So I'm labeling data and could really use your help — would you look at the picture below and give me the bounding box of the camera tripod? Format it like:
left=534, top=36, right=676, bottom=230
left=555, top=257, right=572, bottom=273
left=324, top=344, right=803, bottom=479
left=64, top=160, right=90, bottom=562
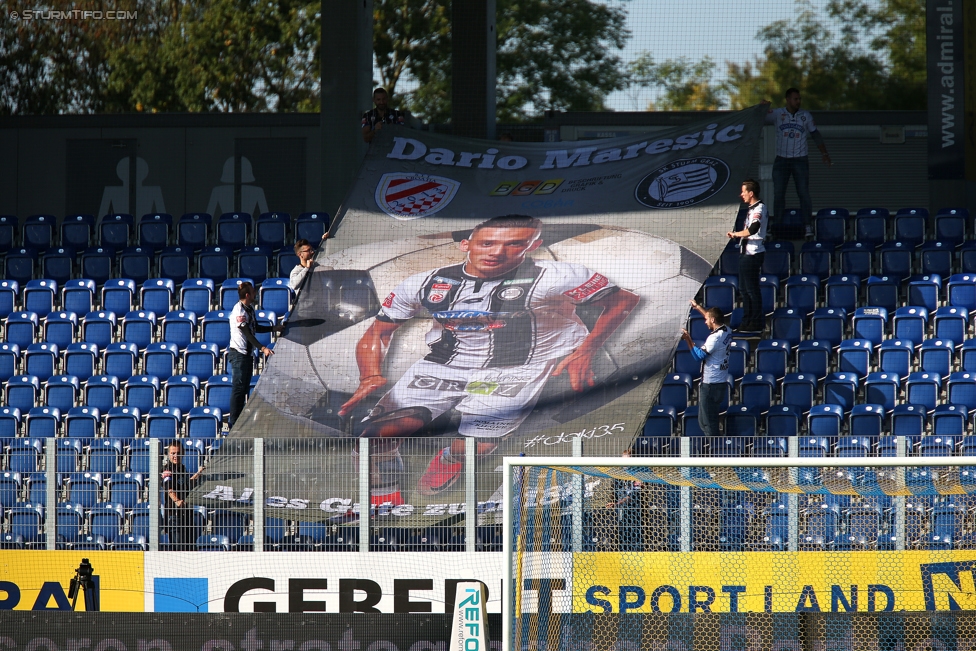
left=68, top=558, right=99, bottom=611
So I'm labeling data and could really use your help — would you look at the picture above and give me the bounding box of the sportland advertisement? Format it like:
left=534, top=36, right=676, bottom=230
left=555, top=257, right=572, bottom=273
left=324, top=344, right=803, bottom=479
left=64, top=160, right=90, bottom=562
left=189, top=105, right=767, bottom=523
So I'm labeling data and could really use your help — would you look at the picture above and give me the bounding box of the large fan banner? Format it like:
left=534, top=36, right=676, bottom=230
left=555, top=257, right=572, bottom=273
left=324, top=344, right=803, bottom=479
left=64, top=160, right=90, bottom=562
left=191, top=105, right=767, bottom=523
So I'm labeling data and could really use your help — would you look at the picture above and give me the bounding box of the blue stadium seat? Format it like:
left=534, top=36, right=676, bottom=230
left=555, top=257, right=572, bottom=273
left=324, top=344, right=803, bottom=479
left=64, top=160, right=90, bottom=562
left=947, top=371, right=976, bottom=413
left=119, top=247, right=152, bottom=285
left=295, top=212, right=329, bottom=246
left=99, top=214, right=134, bottom=249
left=865, top=276, right=899, bottom=314
left=811, top=307, right=847, bottom=348
left=739, top=373, right=775, bottom=415
left=180, top=278, right=215, bottom=315
left=807, top=404, right=843, bottom=438
left=187, top=406, right=222, bottom=441
left=177, top=213, right=212, bottom=251
left=141, top=278, right=175, bottom=316
left=0, top=469, right=23, bottom=507
left=795, top=340, right=831, bottom=380
left=769, top=307, right=803, bottom=348
left=144, top=342, right=179, bottom=381
left=197, top=534, right=231, bottom=552
left=799, top=500, right=841, bottom=550
left=853, top=208, right=889, bottom=246
left=259, top=278, right=292, bottom=316
left=919, top=241, right=953, bottom=279
left=814, top=208, right=848, bottom=245
left=65, top=471, right=103, bottom=510
left=879, top=241, right=912, bottom=282
left=122, top=310, right=157, bottom=351
left=4, top=248, right=38, bottom=285
left=105, top=406, right=141, bottom=440
left=164, top=375, right=200, bottom=413
left=84, top=375, right=120, bottom=413
left=103, top=342, right=138, bottom=381
left=24, top=342, right=59, bottom=381
left=727, top=339, right=749, bottom=381
left=0, top=215, right=17, bottom=254
left=949, top=273, right=976, bottom=312
left=893, top=207, right=928, bottom=247
left=205, top=375, right=232, bottom=413
left=147, top=406, right=183, bottom=440
left=138, top=213, right=172, bottom=251
left=719, top=241, right=739, bottom=276
left=45, top=374, right=79, bottom=413
left=837, top=243, right=873, bottom=279
left=864, top=372, right=900, bottom=413
left=785, top=274, right=819, bottom=316
left=0, top=343, right=19, bottom=382
left=962, top=241, right=976, bottom=274
left=199, top=246, right=233, bottom=283
left=891, top=404, right=926, bottom=437
left=935, top=207, right=969, bottom=246
left=237, top=246, right=274, bottom=285
left=686, top=311, right=710, bottom=342
left=932, top=404, right=967, bottom=436
left=25, top=406, right=60, bottom=439
left=102, top=278, right=137, bottom=316
left=907, top=274, right=941, bottom=312
left=43, top=311, right=78, bottom=350
left=62, top=279, right=96, bottom=316
left=89, top=503, right=125, bottom=543
left=64, top=342, right=98, bottom=381
left=124, top=375, right=160, bottom=413
left=848, top=404, right=884, bottom=438
left=22, top=214, right=55, bottom=251
left=9, top=503, right=44, bottom=543
left=642, top=405, right=677, bottom=438
left=109, top=472, right=144, bottom=510
left=277, top=248, right=301, bottom=279
left=57, top=503, right=85, bottom=543
left=65, top=406, right=100, bottom=440
left=659, top=373, right=693, bottom=414
left=927, top=503, right=962, bottom=550
left=962, top=339, right=976, bottom=371
left=201, top=310, right=231, bottom=348
left=703, top=275, right=737, bottom=315
left=5, top=311, right=38, bottom=349
left=255, top=212, right=290, bottom=249
left=221, top=277, right=253, bottom=310
left=0, top=279, right=18, bottom=319
left=919, top=338, right=955, bottom=379
left=933, top=306, right=968, bottom=346
left=61, top=214, right=95, bottom=251
left=80, top=246, right=115, bottom=286
left=127, top=440, right=151, bottom=474
left=877, top=339, right=913, bottom=380
left=183, top=342, right=220, bottom=381
left=161, top=310, right=197, bottom=350
left=754, top=339, right=790, bottom=380
left=41, top=248, right=75, bottom=286
left=824, top=275, right=860, bottom=313
left=6, top=374, right=40, bottom=413
left=800, top=242, right=833, bottom=278
left=758, top=275, right=779, bottom=316
left=836, top=339, right=872, bottom=379
left=891, top=306, right=929, bottom=348
left=781, top=372, right=817, bottom=415
left=823, top=372, right=858, bottom=413
left=762, top=240, right=793, bottom=280
left=216, top=212, right=251, bottom=250
left=254, top=310, right=277, bottom=348
left=157, top=246, right=192, bottom=285
left=89, top=438, right=123, bottom=474
left=681, top=406, right=703, bottom=438
left=904, top=371, right=942, bottom=413
left=23, top=279, right=56, bottom=317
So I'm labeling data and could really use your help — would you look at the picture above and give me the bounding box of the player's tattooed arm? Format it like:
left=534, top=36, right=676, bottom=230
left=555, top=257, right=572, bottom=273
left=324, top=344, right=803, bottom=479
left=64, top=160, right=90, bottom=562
left=338, top=318, right=402, bottom=416
left=553, top=289, right=640, bottom=392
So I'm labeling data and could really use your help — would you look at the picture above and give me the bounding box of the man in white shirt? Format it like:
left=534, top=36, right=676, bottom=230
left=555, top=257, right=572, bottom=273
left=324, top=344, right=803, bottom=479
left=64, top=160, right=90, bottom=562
left=764, top=88, right=831, bottom=238
left=228, top=281, right=284, bottom=428
left=727, top=179, right=768, bottom=335
left=289, top=238, right=316, bottom=291
left=680, top=300, right=732, bottom=437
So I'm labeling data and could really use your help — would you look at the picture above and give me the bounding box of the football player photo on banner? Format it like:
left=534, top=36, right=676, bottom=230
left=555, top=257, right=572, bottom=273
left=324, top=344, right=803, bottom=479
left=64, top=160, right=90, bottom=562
left=190, top=105, right=767, bottom=524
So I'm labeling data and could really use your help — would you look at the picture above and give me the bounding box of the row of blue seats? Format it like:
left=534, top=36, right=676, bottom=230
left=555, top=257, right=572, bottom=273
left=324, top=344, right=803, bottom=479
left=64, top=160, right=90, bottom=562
left=2, top=244, right=304, bottom=287
left=3, top=371, right=242, bottom=415
left=721, top=238, right=976, bottom=281
left=702, top=272, right=976, bottom=318
left=0, top=211, right=330, bottom=254
left=0, top=405, right=224, bottom=443
left=0, top=277, right=293, bottom=320
left=806, top=207, right=969, bottom=248
left=645, top=400, right=974, bottom=440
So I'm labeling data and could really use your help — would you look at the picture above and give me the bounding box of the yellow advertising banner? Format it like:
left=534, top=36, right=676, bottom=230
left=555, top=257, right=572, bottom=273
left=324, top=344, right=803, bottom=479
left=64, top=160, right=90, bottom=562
left=522, top=551, right=976, bottom=613
left=0, top=552, right=143, bottom=611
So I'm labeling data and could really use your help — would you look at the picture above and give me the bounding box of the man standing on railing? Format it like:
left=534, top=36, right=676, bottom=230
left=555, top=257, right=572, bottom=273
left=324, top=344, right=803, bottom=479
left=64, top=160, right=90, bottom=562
left=337, top=215, right=639, bottom=506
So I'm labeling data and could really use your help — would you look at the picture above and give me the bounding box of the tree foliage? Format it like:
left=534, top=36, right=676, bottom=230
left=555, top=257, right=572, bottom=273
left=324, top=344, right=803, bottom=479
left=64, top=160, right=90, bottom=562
left=628, top=55, right=722, bottom=111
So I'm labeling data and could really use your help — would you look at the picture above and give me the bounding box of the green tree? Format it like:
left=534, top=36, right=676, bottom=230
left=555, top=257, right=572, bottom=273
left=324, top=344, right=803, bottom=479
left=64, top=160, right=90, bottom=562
left=628, top=54, right=722, bottom=110
left=373, top=0, right=630, bottom=124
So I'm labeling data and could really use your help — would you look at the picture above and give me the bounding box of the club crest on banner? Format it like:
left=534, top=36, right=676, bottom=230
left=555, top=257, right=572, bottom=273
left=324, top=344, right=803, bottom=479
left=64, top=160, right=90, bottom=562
left=375, top=172, right=460, bottom=220
left=635, top=157, right=730, bottom=209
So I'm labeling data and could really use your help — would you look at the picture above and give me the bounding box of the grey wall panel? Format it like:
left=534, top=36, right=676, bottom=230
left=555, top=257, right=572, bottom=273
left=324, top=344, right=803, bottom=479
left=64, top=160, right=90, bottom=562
left=0, top=130, right=18, bottom=215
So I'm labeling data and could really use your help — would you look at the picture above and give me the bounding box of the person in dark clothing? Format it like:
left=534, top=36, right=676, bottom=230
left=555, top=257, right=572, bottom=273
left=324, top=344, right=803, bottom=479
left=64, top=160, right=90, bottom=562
left=727, top=179, right=768, bottom=335
left=362, top=87, right=405, bottom=144
left=162, top=441, right=203, bottom=550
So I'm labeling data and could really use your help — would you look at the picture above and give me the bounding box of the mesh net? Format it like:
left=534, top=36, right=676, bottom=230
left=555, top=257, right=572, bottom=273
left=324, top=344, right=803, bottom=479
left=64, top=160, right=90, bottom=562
left=508, top=459, right=976, bottom=651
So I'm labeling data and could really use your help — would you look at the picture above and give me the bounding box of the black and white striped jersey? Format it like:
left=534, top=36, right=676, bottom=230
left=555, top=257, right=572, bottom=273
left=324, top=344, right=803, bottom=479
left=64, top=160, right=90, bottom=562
left=378, top=260, right=619, bottom=369
left=766, top=107, right=818, bottom=158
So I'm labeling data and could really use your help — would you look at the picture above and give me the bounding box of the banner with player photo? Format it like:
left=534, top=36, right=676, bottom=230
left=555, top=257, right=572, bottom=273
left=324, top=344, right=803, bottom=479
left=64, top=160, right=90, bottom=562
left=191, top=105, right=768, bottom=523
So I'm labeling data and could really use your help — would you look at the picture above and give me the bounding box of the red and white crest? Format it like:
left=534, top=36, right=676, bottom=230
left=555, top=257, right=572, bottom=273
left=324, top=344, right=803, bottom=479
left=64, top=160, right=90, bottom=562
left=374, top=173, right=460, bottom=220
